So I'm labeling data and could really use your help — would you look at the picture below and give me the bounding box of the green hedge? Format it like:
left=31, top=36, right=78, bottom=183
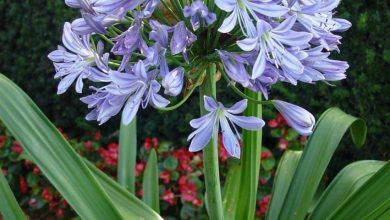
left=0, top=1, right=388, bottom=165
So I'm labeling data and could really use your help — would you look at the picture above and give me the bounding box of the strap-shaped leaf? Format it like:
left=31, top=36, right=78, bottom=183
left=267, top=150, right=302, bottom=220
left=0, top=167, right=26, bottom=220
left=118, top=119, right=137, bottom=193
left=329, top=161, right=390, bottom=219
left=84, top=161, right=163, bottom=219
left=278, top=108, right=367, bottom=220
left=222, top=164, right=241, bottom=219
left=143, top=149, right=160, bottom=213
left=309, top=160, right=385, bottom=220
left=0, top=74, right=122, bottom=219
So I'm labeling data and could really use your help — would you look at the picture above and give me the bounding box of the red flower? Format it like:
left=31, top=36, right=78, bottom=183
left=218, top=134, right=230, bottom=162
left=160, top=170, right=171, bottom=184
left=56, top=208, right=64, bottom=218
left=2, top=169, right=7, bottom=176
left=135, top=162, right=146, bottom=177
left=277, top=113, right=288, bottom=126
left=192, top=198, right=203, bottom=207
left=41, top=188, right=53, bottom=202
left=143, top=137, right=160, bottom=150
left=257, top=195, right=271, bottom=217
left=259, top=177, right=268, bottom=185
left=179, top=176, right=188, bottom=185
left=33, top=166, right=40, bottom=176
left=94, top=131, right=101, bottom=141
left=261, top=151, right=273, bottom=159
left=98, top=143, right=118, bottom=166
left=278, top=139, right=289, bottom=151
left=162, top=189, right=176, bottom=206
left=84, top=141, right=93, bottom=151
left=0, top=135, right=5, bottom=148
left=19, top=176, right=28, bottom=194
left=179, top=183, right=197, bottom=202
left=136, top=189, right=144, bottom=197
left=268, top=119, right=279, bottom=128
left=12, top=141, right=23, bottom=154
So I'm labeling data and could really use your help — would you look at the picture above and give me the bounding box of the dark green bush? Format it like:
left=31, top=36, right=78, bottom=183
left=0, top=0, right=388, bottom=167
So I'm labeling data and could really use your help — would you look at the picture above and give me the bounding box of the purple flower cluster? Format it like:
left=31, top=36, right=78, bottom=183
left=48, top=0, right=351, bottom=158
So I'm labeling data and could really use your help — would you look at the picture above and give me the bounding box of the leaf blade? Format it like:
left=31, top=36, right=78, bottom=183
left=0, top=74, right=123, bottom=219
left=143, top=149, right=160, bottom=213
left=278, top=108, right=367, bottom=220
left=0, top=167, right=26, bottom=220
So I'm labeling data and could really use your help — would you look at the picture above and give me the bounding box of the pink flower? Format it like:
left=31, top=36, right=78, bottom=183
left=268, top=119, right=279, bottom=128
left=84, top=140, right=93, bottom=151
left=160, top=170, right=171, bottom=184
left=33, top=166, right=40, bottom=176
left=12, top=141, right=23, bottom=154
left=162, top=189, right=176, bottom=206
left=192, top=198, right=203, bottom=207
left=278, top=139, right=289, bottom=151
left=179, top=183, right=197, bottom=202
left=41, top=188, right=53, bottom=202
left=56, top=208, right=64, bottom=218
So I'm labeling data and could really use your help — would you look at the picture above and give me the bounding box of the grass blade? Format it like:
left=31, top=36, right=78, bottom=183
left=143, top=149, right=160, bottom=213
left=0, top=74, right=123, bottom=219
left=309, top=160, right=385, bottom=220
left=0, top=167, right=26, bottom=220
left=278, top=108, right=367, bottom=220
left=267, top=150, right=302, bottom=220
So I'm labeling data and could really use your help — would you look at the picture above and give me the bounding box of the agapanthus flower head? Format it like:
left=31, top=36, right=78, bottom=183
left=272, top=100, right=315, bottom=136
left=188, top=96, right=265, bottom=158
left=50, top=0, right=350, bottom=157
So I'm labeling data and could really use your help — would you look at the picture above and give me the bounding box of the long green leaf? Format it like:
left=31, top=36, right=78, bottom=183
left=309, top=160, right=384, bottom=220
left=0, top=167, right=26, bottom=220
left=329, top=161, right=390, bottom=219
left=222, top=164, right=241, bottom=219
left=118, top=118, right=137, bottom=193
left=278, top=108, right=367, bottom=220
left=143, top=149, right=160, bottom=213
left=267, top=150, right=303, bottom=220
left=364, top=199, right=390, bottom=220
left=0, top=74, right=122, bottom=219
left=235, top=89, right=263, bottom=220
left=84, top=161, right=163, bottom=219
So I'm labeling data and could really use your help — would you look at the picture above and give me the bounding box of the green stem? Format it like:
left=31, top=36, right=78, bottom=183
left=199, top=64, right=224, bottom=220
left=235, top=89, right=263, bottom=220
left=117, top=118, right=137, bottom=193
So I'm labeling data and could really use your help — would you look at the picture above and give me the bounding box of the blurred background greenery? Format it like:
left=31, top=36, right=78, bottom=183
left=0, top=0, right=389, bottom=176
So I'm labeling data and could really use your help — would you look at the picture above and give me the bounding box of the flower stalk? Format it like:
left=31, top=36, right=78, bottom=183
left=118, top=118, right=137, bottom=193
left=199, top=64, right=224, bottom=220
left=236, top=89, right=263, bottom=219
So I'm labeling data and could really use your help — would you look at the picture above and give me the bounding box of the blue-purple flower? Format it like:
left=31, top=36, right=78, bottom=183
left=82, top=60, right=169, bottom=125
left=188, top=96, right=265, bottom=158
left=162, top=67, right=185, bottom=96
left=272, top=100, right=315, bottom=136
left=216, top=0, right=288, bottom=36
left=237, top=16, right=313, bottom=79
left=48, top=22, right=101, bottom=94
left=170, top=22, right=197, bottom=62
left=183, top=0, right=216, bottom=30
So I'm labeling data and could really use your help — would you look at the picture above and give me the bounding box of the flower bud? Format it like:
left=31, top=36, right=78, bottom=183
left=273, top=100, right=315, bottom=136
